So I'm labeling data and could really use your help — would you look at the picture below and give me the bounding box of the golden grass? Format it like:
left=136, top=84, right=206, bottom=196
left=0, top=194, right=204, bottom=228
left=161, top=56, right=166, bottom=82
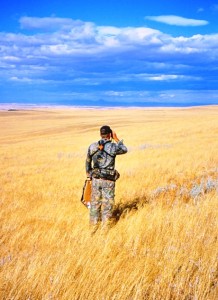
left=0, top=106, right=218, bottom=299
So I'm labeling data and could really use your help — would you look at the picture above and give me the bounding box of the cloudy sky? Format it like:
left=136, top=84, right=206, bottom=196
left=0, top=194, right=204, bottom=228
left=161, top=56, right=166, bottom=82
left=1, top=0, right=218, bottom=106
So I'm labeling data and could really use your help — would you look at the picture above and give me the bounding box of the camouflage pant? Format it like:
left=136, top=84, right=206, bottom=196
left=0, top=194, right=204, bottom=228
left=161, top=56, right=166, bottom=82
left=90, top=178, right=115, bottom=225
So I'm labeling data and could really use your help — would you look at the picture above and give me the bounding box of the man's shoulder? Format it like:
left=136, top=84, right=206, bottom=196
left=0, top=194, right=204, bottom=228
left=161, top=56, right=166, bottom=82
left=88, top=141, right=99, bottom=153
left=89, top=140, right=99, bottom=147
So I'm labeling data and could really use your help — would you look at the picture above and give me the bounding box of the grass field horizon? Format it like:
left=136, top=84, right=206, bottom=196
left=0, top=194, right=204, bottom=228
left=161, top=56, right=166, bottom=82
left=0, top=106, right=217, bottom=299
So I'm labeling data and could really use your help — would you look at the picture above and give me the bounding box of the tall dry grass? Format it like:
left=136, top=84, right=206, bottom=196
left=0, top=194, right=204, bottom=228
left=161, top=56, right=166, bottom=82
left=0, top=106, right=218, bottom=299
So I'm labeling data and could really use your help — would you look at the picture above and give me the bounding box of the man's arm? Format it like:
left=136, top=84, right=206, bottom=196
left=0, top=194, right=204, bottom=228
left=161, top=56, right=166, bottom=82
left=112, top=131, right=128, bottom=155
left=85, top=147, right=92, bottom=177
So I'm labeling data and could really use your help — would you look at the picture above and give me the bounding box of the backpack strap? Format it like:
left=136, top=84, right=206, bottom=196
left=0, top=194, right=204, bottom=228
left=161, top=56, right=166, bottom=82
left=90, top=140, right=115, bottom=158
left=98, top=140, right=115, bottom=158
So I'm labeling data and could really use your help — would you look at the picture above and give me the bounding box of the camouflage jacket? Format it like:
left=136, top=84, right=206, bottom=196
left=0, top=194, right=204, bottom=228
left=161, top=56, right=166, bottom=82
left=85, top=139, right=127, bottom=175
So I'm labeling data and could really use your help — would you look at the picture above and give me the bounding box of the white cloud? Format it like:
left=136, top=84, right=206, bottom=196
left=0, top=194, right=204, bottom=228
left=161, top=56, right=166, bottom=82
left=105, top=91, right=125, bottom=97
left=3, top=56, right=21, bottom=62
left=0, top=16, right=218, bottom=105
left=145, top=15, right=208, bottom=26
left=148, top=74, right=201, bottom=81
left=20, top=16, right=79, bottom=30
left=197, top=8, right=204, bottom=13
left=149, top=75, right=181, bottom=81
left=10, top=76, right=33, bottom=82
left=97, top=26, right=122, bottom=36
left=0, top=16, right=217, bottom=66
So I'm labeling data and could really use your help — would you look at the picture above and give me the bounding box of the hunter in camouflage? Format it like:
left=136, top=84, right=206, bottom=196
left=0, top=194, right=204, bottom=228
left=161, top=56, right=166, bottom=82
left=86, top=125, right=127, bottom=228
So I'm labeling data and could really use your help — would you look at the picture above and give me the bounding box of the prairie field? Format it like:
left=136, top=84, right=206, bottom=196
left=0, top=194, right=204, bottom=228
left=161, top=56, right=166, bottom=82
left=0, top=106, right=218, bottom=300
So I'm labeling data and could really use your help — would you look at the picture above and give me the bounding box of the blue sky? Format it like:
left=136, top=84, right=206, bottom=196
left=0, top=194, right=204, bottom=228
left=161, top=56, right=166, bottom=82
left=1, top=0, right=218, bottom=106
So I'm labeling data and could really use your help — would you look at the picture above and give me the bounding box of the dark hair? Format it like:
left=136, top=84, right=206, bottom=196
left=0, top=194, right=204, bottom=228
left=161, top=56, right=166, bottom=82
left=100, top=125, right=112, bottom=135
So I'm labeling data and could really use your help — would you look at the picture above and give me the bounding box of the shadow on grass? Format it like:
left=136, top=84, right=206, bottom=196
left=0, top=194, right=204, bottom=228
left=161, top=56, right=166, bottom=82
left=111, top=197, right=149, bottom=224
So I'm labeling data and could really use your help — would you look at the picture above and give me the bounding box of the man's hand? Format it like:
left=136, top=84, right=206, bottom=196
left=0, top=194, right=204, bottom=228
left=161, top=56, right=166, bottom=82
left=112, top=131, right=120, bottom=143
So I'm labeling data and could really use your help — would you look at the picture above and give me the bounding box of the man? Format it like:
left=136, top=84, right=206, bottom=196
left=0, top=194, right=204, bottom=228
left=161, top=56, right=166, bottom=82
left=85, top=125, right=127, bottom=229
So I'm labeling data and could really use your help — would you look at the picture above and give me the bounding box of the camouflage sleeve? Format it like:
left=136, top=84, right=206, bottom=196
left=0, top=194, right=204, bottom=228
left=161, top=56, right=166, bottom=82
left=85, top=147, right=92, bottom=174
left=116, top=140, right=128, bottom=155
